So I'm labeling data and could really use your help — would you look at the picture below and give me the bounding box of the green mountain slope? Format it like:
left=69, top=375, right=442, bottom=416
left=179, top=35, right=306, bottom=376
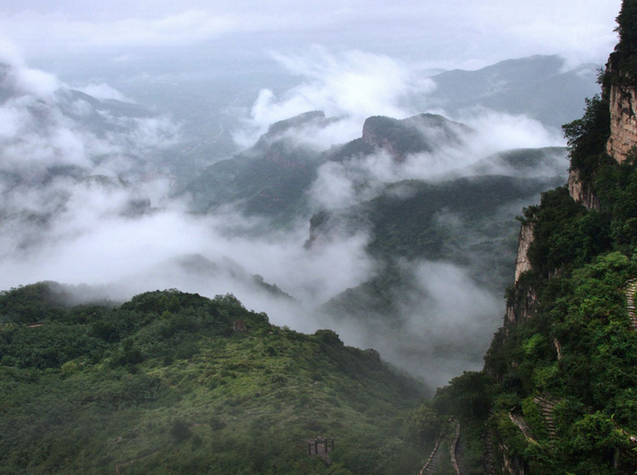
left=0, top=284, right=424, bottom=475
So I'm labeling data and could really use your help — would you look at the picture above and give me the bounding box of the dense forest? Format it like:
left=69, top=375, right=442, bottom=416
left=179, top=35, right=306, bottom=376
left=0, top=284, right=428, bottom=474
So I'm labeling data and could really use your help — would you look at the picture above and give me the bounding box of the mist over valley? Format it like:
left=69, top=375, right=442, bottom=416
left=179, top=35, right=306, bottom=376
left=0, top=2, right=627, bottom=474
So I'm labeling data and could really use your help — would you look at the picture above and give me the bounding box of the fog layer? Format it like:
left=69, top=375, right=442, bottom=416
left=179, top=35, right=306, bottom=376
left=0, top=44, right=575, bottom=387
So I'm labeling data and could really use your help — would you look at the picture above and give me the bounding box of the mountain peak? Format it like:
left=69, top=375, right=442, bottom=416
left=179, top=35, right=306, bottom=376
left=361, top=113, right=468, bottom=161
left=266, top=110, right=327, bottom=136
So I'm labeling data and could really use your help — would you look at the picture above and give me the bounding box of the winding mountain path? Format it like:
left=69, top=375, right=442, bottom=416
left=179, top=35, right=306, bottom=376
left=449, top=419, right=462, bottom=475
left=419, top=435, right=444, bottom=475
left=418, top=418, right=462, bottom=475
left=533, top=394, right=560, bottom=441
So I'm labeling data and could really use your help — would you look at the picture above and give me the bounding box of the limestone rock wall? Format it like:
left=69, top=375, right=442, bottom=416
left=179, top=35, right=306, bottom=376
left=567, top=169, right=600, bottom=209
left=504, top=222, right=540, bottom=325
left=514, top=223, right=535, bottom=284
left=505, top=286, right=539, bottom=325
left=606, top=81, right=637, bottom=162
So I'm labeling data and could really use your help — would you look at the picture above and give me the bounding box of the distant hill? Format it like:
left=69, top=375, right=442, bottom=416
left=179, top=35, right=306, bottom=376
left=428, top=55, right=600, bottom=128
left=311, top=149, right=566, bottom=384
left=182, top=112, right=468, bottom=219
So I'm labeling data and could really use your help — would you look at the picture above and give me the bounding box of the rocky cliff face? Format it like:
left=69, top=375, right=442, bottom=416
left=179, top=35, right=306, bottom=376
left=360, top=114, right=468, bottom=162
left=513, top=222, right=535, bottom=284
left=606, top=54, right=637, bottom=162
left=504, top=222, right=539, bottom=325
left=567, top=51, right=637, bottom=209
left=606, top=83, right=637, bottom=162
left=505, top=286, right=539, bottom=325
left=567, top=168, right=600, bottom=209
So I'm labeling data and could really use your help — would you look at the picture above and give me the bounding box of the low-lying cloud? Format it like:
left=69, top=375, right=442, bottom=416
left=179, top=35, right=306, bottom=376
left=234, top=47, right=433, bottom=148
left=0, top=44, right=572, bottom=389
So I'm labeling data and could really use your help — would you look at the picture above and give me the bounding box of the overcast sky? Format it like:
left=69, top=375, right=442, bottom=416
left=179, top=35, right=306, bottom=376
left=0, top=0, right=622, bottom=73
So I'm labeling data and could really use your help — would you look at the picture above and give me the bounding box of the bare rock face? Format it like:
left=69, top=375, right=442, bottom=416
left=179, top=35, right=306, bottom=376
left=606, top=81, right=637, bottom=162
left=514, top=223, right=535, bottom=284
left=505, top=286, right=539, bottom=325
left=606, top=52, right=637, bottom=162
left=504, top=222, right=540, bottom=325
left=567, top=169, right=600, bottom=209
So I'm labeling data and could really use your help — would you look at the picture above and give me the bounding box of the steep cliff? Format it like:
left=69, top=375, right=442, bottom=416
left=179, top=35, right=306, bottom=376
left=513, top=223, right=535, bottom=284
left=567, top=168, right=600, bottom=209
left=504, top=221, right=539, bottom=325
left=360, top=113, right=469, bottom=162
left=606, top=54, right=637, bottom=162
left=428, top=3, right=637, bottom=474
left=568, top=0, right=637, bottom=207
left=607, top=0, right=637, bottom=162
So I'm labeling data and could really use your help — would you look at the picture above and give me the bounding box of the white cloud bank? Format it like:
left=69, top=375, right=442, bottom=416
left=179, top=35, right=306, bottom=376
left=234, top=47, right=434, bottom=148
left=0, top=0, right=621, bottom=70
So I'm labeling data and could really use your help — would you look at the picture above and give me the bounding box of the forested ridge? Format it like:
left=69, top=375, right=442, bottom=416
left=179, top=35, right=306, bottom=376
left=0, top=285, right=425, bottom=474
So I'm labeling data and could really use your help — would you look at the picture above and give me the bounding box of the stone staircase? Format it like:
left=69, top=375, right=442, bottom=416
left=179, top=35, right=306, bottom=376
left=482, top=427, right=497, bottom=475
left=419, top=436, right=444, bottom=475
left=533, top=393, right=560, bottom=441
left=449, top=419, right=462, bottom=475
left=419, top=418, right=462, bottom=475
left=625, top=279, right=637, bottom=330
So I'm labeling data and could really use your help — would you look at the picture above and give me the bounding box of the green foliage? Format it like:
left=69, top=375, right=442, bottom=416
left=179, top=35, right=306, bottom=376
left=614, top=0, right=637, bottom=84
left=0, top=323, right=107, bottom=369
left=478, top=252, right=637, bottom=472
left=433, top=371, right=493, bottom=420
left=408, top=402, right=442, bottom=445
left=526, top=187, right=612, bottom=274
left=170, top=419, right=192, bottom=442
left=562, top=95, right=611, bottom=182
left=596, top=154, right=637, bottom=253
left=0, top=285, right=424, bottom=475
left=0, top=282, right=68, bottom=324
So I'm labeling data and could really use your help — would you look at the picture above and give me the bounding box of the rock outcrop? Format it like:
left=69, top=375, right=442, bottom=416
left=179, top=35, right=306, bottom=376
left=513, top=223, right=535, bottom=284
left=606, top=53, right=637, bottom=162
left=505, top=221, right=540, bottom=325
left=505, top=286, right=539, bottom=325
left=361, top=113, right=469, bottom=162
left=567, top=168, right=600, bottom=209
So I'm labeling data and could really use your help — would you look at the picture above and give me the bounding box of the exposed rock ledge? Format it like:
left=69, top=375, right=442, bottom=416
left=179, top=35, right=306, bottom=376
left=567, top=169, right=600, bottom=210
left=514, top=222, right=535, bottom=284
left=606, top=53, right=637, bottom=163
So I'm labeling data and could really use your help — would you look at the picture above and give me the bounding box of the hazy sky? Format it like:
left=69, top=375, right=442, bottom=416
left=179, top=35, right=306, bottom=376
left=0, top=0, right=622, bottom=72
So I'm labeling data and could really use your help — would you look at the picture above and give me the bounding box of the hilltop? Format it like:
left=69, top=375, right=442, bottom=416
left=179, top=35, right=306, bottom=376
left=0, top=283, right=424, bottom=475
